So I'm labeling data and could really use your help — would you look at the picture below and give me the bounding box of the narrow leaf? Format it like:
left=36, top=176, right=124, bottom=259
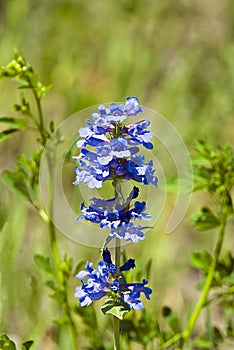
left=162, top=306, right=181, bottom=333
left=190, top=251, right=212, bottom=273
left=0, top=129, right=21, bottom=143
left=0, top=117, right=26, bottom=129
left=1, top=170, right=30, bottom=200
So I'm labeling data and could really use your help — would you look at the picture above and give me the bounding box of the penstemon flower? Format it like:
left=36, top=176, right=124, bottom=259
left=73, top=96, right=158, bottom=188
left=76, top=186, right=151, bottom=242
left=74, top=97, right=156, bottom=335
left=75, top=248, right=152, bottom=310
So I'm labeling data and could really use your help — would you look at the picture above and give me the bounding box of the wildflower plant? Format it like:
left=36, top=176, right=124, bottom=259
left=73, top=97, right=156, bottom=348
left=1, top=52, right=234, bottom=350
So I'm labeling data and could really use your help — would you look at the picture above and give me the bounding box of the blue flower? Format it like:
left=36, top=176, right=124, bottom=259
left=75, top=261, right=109, bottom=306
left=76, top=187, right=151, bottom=242
left=73, top=160, right=110, bottom=188
left=91, top=96, right=144, bottom=125
left=96, top=144, right=112, bottom=165
left=75, top=253, right=152, bottom=310
left=110, top=222, right=145, bottom=243
left=124, top=120, right=153, bottom=149
left=126, top=156, right=158, bottom=186
left=111, top=137, right=131, bottom=158
left=124, top=96, right=144, bottom=116
left=73, top=97, right=158, bottom=189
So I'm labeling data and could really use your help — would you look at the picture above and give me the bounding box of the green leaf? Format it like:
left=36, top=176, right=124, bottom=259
left=162, top=306, right=181, bottom=333
left=213, top=326, right=224, bottom=345
left=50, top=289, right=66, bottom=303
left=192, top=337, right=213, bottom=349
left=222, top=273, right=234, bottom=286
left=64, top=134, right=82, bottom=162
left=101, top=298, right=129, bottom=320
left=34, top=254, right=52, bottom=274
left=2, top=170, right=30, bottom=200
left=46, top=279, right=56, bottom=290
left=0, top=129, right=21, bottom=143
left=0, top=117, right=26, bottom=129
left=73, top=259, right=87, bottom=276
left=190, top=251, right=212, bottom=273
left=191, top=207, right=220, bottom=231
left=21, top=341, right=34, bottom=350
left=145, top=258, right=152, bottom=280
left=0, top=334, right=16, bottom=350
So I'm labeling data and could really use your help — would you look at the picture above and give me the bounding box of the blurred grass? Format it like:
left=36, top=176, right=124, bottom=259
left=0, top=0, right=234, bottom=348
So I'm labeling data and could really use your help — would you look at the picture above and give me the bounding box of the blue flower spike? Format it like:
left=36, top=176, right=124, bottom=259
left=73, top=97, right=158, bottom=189
left=74, top=97, right=155, bottom=320
left=75, top=248, right=152, bottom=312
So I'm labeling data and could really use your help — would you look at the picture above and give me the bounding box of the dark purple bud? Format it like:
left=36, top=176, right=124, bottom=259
left=102, top=248, right=112, bottom=264
left=120, top=258, right=135, bottom=271
left=143, top=142, right=153, bottom=149
left=128, top=186, right=139, bottom=200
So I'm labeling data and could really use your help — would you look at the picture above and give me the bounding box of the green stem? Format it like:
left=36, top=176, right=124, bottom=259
left=64, top=282, right=79, bottom=350
left=48, top=159, right=78, bottom=350
left=115, top=238, right=121, bottom=273
left=181, top=221, right=226, bottom=345
left=113, top=315, right=120, bottom=350
left=160, top=220, right=226, bottom=350
left=33, top=89, right=47, bottom=146
left=38, top=92, right=77, bottom=349
left=114, top=238, right=121, bottom=350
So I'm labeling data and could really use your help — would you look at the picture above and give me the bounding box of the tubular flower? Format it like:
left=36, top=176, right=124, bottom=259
left=73, top=97, right=158, bottom=188
left=74, top=249, right=152, bottom=310
left=76, top=187, right=151, bottom=242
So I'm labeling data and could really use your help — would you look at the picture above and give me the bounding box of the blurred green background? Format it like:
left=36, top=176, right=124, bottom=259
left=0, top=0, right=234, bottom=349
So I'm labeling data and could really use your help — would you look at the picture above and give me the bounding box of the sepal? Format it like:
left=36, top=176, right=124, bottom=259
left=101, top=298, right=130, bottom=320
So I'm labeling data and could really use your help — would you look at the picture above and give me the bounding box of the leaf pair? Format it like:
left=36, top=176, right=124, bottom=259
left=0, top=117, right=26, bottom=143
left=0, top=334, right=33, bottom=350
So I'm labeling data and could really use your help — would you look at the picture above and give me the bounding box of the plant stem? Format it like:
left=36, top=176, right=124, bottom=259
left=160, top=220, right=226, bottom=350
left=114, top=238, right=121, bottom=350
left=64, top=281, right=79, bottom=350
left=33, top=89, right=47, bottom=146
left=115, top=238, right=121, bottom=273
left=47, top=154, right=78, bottom=350
left=113, top=315, right=120, bottom=350
left=36, top=87, right=78, bottom=349
left=181, top=221, right=226, bottom=345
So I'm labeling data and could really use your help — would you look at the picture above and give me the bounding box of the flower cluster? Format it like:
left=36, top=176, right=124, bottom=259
left=76, top=186, right=151, bottom=242
left=74, top=97, right=155, bottom=316
left=73, top=97, right=158, bottom=188
left=75, top=249, right=152, bottom=310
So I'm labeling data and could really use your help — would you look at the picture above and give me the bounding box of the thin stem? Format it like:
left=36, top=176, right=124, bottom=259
left=114, top=238, right=121, bottom=350
left=64, top=282, right=79, bottom=350
left=33, top=89, right=47, bottom=146
left=181, top=221, right=226, bottom=345
left=36, top=89, right=78, bottom=349
left=159, top=334, right=182, bottom=349
left=115, top=238, right=121, bottom=273
left=160, top=220, right=226, bottom=350
left=113, top=315, right=120, bottom=350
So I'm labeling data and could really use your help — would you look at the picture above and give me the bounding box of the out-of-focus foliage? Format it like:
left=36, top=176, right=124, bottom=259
left=1, top=0, right=234, bottom=142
